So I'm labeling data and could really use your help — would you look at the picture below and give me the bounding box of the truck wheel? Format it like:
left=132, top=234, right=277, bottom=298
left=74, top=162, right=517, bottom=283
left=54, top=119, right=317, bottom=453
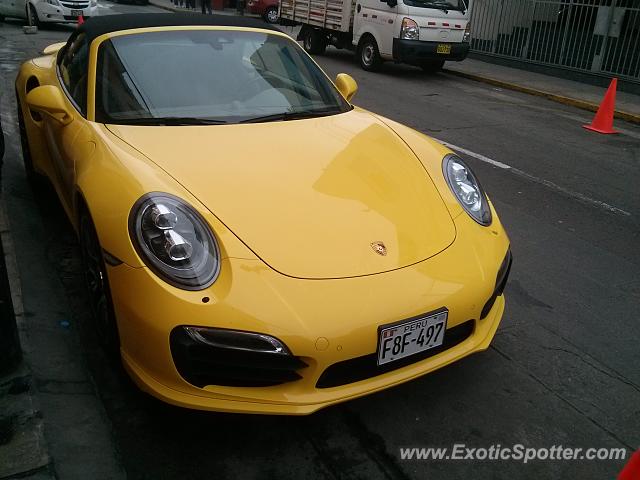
left=420, top=60, right=445, bottom=73
left=264, top=6, right=278, bottom=23
left=358, top=36, right=382, bottom=71
left=302, top=28, right=327, bottom=55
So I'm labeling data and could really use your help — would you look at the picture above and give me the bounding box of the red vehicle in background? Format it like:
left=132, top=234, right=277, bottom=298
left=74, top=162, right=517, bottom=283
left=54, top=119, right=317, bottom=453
left=246, top=0, right=278, bottom=23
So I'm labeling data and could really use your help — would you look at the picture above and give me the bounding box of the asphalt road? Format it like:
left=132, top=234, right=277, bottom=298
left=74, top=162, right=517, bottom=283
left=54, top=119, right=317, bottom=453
left=1, top=7, right=639, bottom=479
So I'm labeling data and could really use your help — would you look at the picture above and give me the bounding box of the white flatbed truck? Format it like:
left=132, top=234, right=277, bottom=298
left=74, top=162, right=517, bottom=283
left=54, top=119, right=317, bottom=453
left=280, top=0, right=472, bottom=71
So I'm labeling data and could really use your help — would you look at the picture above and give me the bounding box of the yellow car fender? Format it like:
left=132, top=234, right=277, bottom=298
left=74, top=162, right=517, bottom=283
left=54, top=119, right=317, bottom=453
left=370, top=114, right=466, bottom=220
left=74, top=123, right=259, bottom=269
left=15, top=56, right=58, bottom=180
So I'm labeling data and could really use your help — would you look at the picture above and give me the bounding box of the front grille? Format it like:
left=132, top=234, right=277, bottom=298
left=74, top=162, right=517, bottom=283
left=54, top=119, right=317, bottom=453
left=61, top=2, right=89, bottom=8
left=316, top=319, right=475, bottom=389
left=480, top=248, right=512, bottom=319
left=170, top=327, right=307, bottom=388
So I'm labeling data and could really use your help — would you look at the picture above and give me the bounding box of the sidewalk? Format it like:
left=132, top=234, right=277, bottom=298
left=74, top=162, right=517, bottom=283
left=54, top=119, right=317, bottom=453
left=0, top=201, right=52, bottom=480
left=148, top=0, right=260, bottom=18
left=443, top=58, right=640, bottom=125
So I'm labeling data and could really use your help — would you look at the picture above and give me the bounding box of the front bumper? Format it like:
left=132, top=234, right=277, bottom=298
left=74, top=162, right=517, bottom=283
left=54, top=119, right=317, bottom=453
left=393, top=39, right=470, bottom=64
left=111, top=211, right=510, bottom=415
left=35, top=3, right=98, bottom=23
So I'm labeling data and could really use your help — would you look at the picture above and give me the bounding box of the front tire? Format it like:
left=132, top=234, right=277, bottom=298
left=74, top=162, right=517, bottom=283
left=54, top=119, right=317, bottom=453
left=358, top=36, right=382, bottom=71
left=302, top=28, right=327, bottom=55
left=27, top=4, right=40, bottom=27
left=264, top=6, right=278, bottom=23
left=79, top=211, right=120, bottom=362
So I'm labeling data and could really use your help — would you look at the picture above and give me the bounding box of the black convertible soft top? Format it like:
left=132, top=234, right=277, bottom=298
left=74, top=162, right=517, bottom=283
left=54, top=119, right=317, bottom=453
left=78, top=13, right=281, bottom=44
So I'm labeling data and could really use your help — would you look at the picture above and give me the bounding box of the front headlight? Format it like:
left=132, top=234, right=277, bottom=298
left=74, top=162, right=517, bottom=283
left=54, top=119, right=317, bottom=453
left=443, top=154, right=492, bottom=226
left=463, top=24, right=471, bottom=42
left=46, top=0, right=60, bottom=5
left=129, top=193, right=220, bottom=290
left=91, top=0, right=97, bottom=5
left=400, top=18, right=420, bottom=40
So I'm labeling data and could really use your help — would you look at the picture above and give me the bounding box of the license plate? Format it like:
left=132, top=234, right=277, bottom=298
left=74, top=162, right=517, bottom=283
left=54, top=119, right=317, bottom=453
left=71, top=9, right=83, bottom=16
left=377, top=310, right=447, bottom=365
left=437, top=43, right=452, bottom=54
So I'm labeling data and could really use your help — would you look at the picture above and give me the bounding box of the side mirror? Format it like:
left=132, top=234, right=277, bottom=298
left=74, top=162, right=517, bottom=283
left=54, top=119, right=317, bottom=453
left=42, top=42, right=66, bottom=55
left=26, top=86, right=73, bottom=125
left=335, top=73, right=358, bottom=102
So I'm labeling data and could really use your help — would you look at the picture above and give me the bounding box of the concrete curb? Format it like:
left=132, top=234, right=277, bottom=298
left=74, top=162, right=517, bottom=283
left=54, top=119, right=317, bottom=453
left=148, top=0, right=191, bottom=13
left=443, top=68, right=640, bottom=126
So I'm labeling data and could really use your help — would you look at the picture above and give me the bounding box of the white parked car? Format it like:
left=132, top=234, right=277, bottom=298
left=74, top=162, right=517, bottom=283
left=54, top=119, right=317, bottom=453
left=0, top=0, right=98, bottom=26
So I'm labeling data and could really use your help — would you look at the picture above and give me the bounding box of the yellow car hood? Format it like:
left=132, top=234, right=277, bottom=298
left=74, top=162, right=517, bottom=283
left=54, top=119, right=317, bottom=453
left=106, top=109, right=456, bottom=279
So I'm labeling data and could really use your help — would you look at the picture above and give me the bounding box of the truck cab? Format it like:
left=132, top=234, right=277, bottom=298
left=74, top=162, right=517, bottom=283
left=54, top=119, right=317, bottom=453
left=354, top=0, right=470, bottom=70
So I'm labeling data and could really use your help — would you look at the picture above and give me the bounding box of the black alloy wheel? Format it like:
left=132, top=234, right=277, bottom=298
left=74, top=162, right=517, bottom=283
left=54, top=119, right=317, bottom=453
left=80, top=212, right=120, bottom=360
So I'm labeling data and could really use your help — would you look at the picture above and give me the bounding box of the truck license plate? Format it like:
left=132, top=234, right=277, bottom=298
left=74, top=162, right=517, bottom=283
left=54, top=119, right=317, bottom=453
left=377, top=310, right=447, bottom=365
left=437, top=43, right=452, bottom=54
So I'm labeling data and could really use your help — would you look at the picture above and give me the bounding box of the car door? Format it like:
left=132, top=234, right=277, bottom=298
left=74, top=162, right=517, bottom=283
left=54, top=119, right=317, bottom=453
left=356, top=0, right=397, bottom=57
left=0, top=0, right=24, bottom=18
left=45, top=33, right=92, bottom=214
left=13, top=0, right=27, bottom=18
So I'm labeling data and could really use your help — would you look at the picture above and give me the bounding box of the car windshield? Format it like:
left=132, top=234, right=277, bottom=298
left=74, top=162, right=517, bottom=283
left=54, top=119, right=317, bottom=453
left=95, top=30, right=351, bottom=125
left=402, top=0, right=468, bottom=11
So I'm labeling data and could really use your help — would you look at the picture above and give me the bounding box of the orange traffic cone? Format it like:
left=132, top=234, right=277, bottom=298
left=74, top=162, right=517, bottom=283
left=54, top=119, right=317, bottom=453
left=618, top=449, right=640, bottom=480
left=77, top=14, right=84, bottom=26
left=583, top=78, right=618, bottom=134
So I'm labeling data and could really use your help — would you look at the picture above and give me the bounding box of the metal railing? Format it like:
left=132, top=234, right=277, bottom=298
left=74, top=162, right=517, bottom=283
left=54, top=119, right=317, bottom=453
left=469, top=0, right=640, bottom=84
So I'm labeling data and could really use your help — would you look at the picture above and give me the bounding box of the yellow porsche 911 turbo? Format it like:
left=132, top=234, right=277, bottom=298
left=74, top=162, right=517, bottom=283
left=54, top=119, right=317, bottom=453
left=16, top=13, right=511, bottom=414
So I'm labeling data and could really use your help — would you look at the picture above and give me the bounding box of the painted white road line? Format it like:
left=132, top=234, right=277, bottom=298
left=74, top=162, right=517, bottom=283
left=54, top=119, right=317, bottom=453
left=438, top=138, right=632, bottom=217
left=0, top=108, right=631, bottom=217
left=438, top=140, right=511, bottom=169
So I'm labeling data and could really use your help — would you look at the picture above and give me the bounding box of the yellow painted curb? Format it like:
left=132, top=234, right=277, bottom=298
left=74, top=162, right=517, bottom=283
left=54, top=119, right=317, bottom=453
left=443, top=69, right=640, bottom=126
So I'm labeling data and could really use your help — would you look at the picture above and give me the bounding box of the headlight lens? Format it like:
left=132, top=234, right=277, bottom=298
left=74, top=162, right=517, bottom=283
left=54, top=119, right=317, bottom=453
left=443, top=154, right=492, bottom=226
left=463, top=24, right=471, bottom=42
left=401, top=18, right=420, bottom=40
left=91, top=0, right=97, bottom=5
left=46, top=0, right=60, bottom=5
left=129, top=193, right=220, bottom=290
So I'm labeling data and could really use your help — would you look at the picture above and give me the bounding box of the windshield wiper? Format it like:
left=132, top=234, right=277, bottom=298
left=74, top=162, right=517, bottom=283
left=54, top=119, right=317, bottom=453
left=239, top=108, right=343, bottom=124
left=112, top=116, right=228, bottom=126
left=408, top=0, right=461, bottom=12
